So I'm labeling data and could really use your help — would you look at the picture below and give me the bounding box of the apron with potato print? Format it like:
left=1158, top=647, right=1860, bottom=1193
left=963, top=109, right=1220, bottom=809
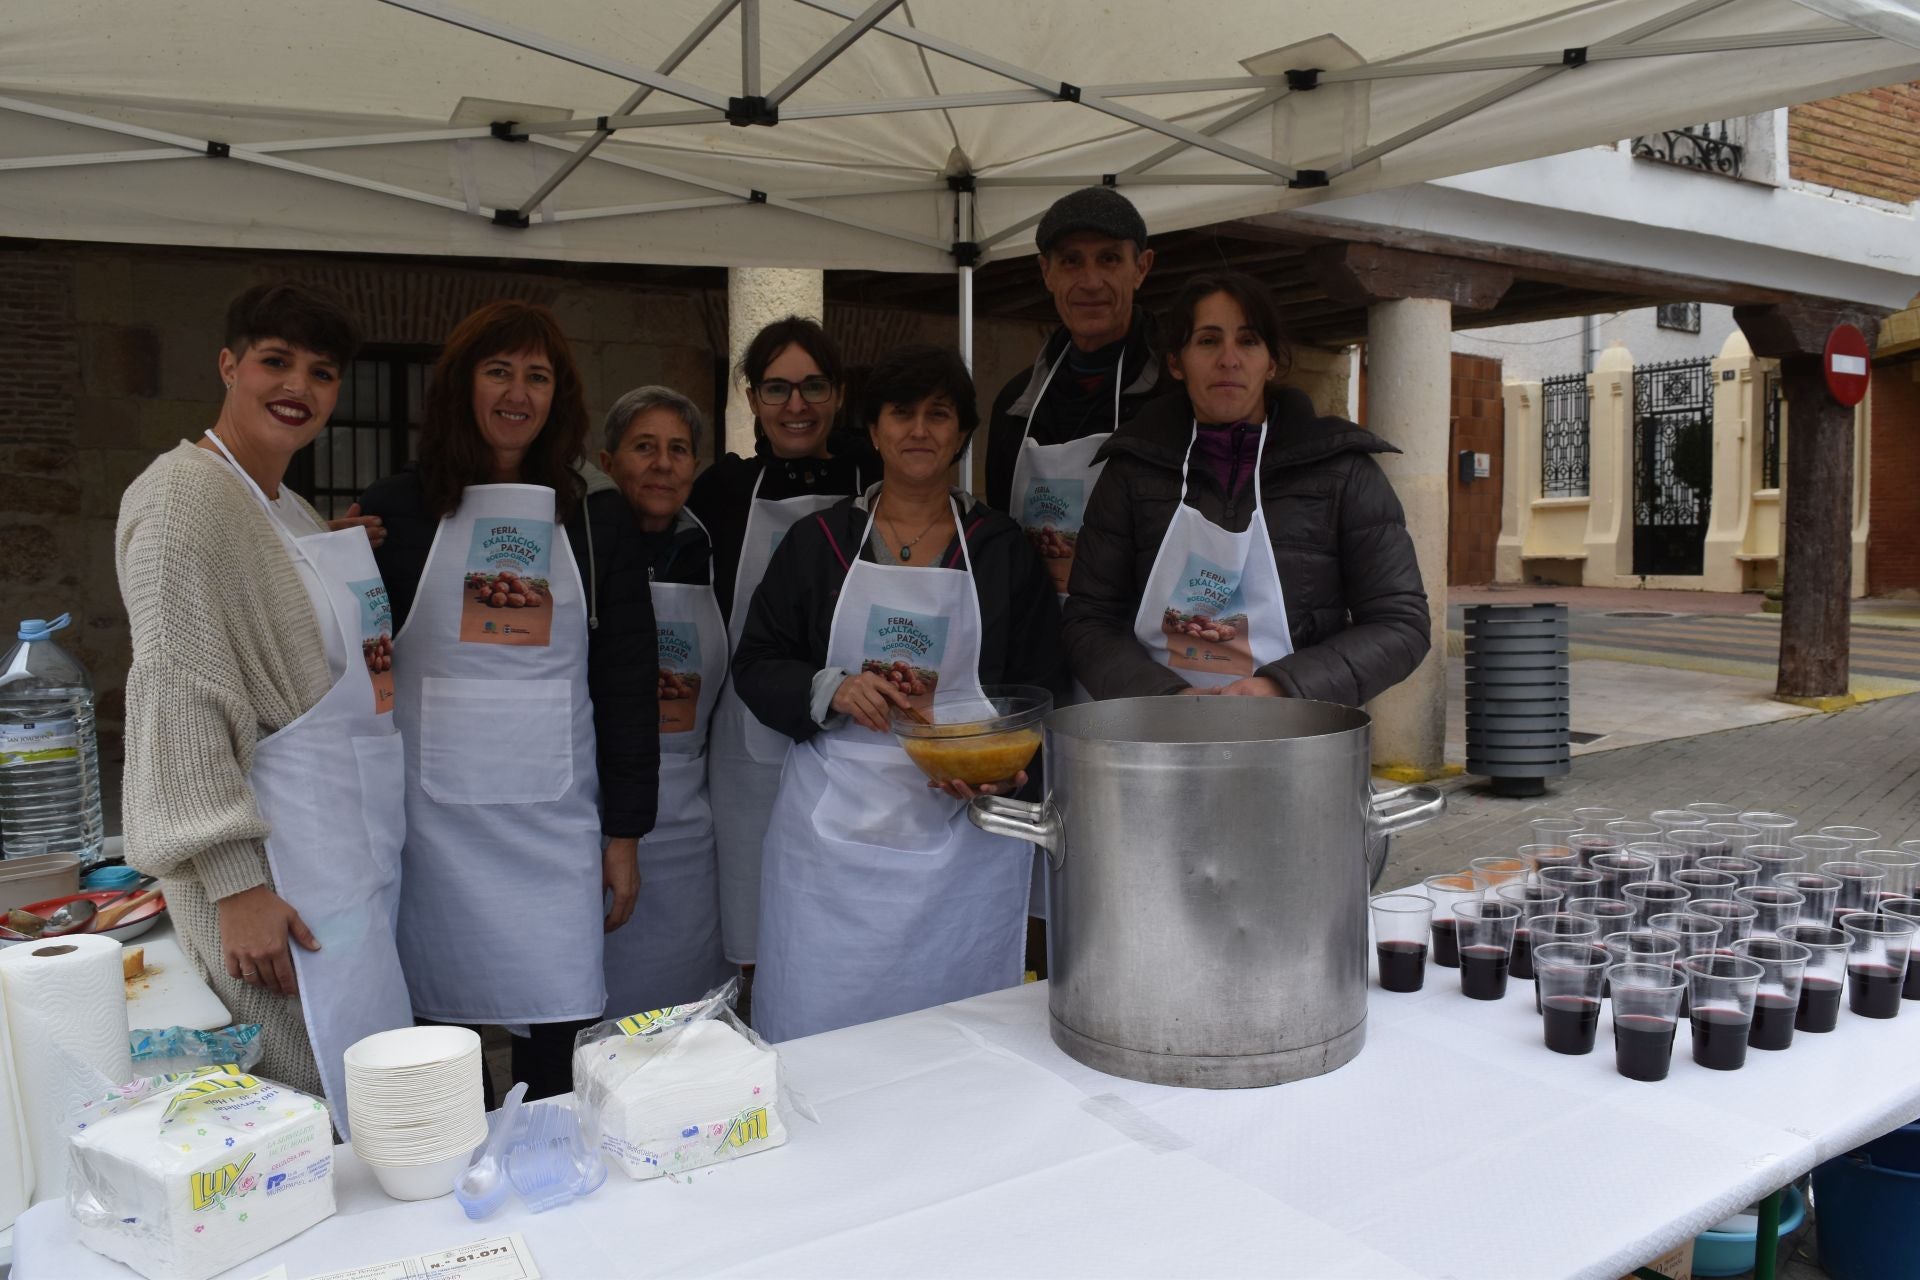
left=205, top=431, right=411, bottom=1138
left=708, top=473, right=847, bottom=965
left=392, top=483, right=605, bottom=1024
left=1131, top=420, right=1294, bottom=688
left=751, top=498, right=1029, bottom=1043
left=602, top=517, right=735, bottom=1018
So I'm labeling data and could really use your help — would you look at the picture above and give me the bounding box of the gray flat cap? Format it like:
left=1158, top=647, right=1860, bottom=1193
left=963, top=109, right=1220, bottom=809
left=1035, top=186, right=1148, bottom=253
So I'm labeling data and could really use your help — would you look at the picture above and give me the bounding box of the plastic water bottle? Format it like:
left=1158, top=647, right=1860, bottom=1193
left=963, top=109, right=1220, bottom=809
left=0, top=614, right=105, bottom=863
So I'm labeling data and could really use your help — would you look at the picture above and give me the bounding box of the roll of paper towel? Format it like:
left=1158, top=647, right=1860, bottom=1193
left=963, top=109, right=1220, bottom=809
left=0, top=935, right=135, bottom=1205
left=0, top=969, right=34, bottom=1227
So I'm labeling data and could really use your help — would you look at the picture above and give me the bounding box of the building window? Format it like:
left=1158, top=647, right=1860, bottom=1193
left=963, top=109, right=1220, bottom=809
left=1656, top=302, right=1701, bottom=334
left=288, top=346, right=436, bottom=518
left=1540, top=372, right=1590, bottom=499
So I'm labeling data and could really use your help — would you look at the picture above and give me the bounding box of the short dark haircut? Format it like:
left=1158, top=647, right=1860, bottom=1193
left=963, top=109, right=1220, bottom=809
left=224, top=282, right=361, bottom=369
left=737, top=315, right=844, bottom=389
left=860, top=345, right=979, bottom=458
left=1163, top=272, right=1292, bottom=378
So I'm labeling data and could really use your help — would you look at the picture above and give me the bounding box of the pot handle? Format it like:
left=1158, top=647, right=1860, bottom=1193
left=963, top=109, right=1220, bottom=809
left=1369, top=784, right=1445, bottom=838
left=968, top=796, right=1065, bottom=871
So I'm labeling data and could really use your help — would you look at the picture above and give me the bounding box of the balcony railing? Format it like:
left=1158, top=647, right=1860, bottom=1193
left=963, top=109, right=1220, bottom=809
left=1631, top=121, right=1743, bottom=179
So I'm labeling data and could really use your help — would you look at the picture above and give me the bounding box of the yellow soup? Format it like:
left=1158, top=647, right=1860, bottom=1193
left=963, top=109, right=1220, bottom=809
left=902, top=727, right=1042, bottom=785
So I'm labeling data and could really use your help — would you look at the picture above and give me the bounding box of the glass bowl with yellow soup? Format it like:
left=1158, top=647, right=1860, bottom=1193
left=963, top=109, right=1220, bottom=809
left=890, top=686, right=1052, bottom=786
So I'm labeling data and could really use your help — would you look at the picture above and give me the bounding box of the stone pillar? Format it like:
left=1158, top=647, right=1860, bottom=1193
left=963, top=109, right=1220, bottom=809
left=1582, top=344, right=1635, bottom=584
left=1365, top=296, right=1454, bottom=778
left=1303, top=243, right=1514, bottom=780
left=1701, top=331, right=1762, bottom=593
left=1733, top=300, right=1886, bottom=706
left=725, top=267, right=825, bottom=458
left=1495, top=379, right=1539, bottom=584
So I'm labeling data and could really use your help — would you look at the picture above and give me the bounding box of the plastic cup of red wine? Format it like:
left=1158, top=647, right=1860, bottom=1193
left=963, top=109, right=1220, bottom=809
left=1861, top=849, right=1920, bottom=903
left=1649, top=911, right=1724, bottom=1016
left=1605, top=819, right=1665, bottom=845
left=1879, top=899, right=1920, bottom=1001
left=1777, top=924, right=1848, bottom=1033
left=1730, top=937, right=1811, bottom=1052
left=1701, top=822, right=1764, bottom=853
left=1773, top=871, right=1841, bottom=928
left=1650, top=808, right=1708, bottom=837
left=1789, top=833, right=1854, bottom=864
left=1687, top=802, right=1744, bottom=820
left=1818, top=825, right=1883, bottom=852
left=1570, top=806, right=1628, bottom=830
left=1493, top=883, right=1563, bottom=982
left=1609, top=963, right=1687, bottom=1082
left=1695, top=855, right=1762, bottom=890
left=1684, top=954, right=1763, bottom=1071
left=1422, top=873, right=1483, bottom=969
left=1744, top=846, right=1806, bottom=885
left=1534, top=942, right=1609, bottom=1055
left=1538, top=865, right=1603, bottom=909
left=1455, top=899, right=1521, bottom=1001
left=1469, top=856, right=1527, bottom=891
left=1840, top=912, right=1916, bottom=1020
left=1670, top=829, right=1732, bottom=868
left=1734, top=886, right=1806, bottom=939
left=1690, top=899, right=1759, bottom=950
left=1623, top=881, right=1692, bottom=930
left=1626, top=841, right=1691, bottom=883
left=1527, top=912, right=1602, bottom=1011
left=1519, top=842, right=1581, bottom=883
left=1589, top=852, right=1655, bottom=900
left=1820, top=861, right=1888, bottom=925
left=1740, top=811, right=1799, bottom=842
left=1672, top=868, right=1739, bottom=902
left=1569, top=833, right=1624, bottom=869
left=1567, top=896, right=1634, bottom=944
left=1527, top=816, right=1584, bottom=849
left=1606, top=929, right=1683, bottom=981
left=1370, top=894, right=1433, bottom=993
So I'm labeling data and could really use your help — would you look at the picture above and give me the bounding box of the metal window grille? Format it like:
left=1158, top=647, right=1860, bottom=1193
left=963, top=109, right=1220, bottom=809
left=1655, top=302, right=1701, bottom=333
left=1631, top=121, right=1744, bottom=178
left=288, top=346, right=436, bottom=518
left=1540, top=373, right=1590, bottom=499
left=1762, top=377, right=1783, bottom=491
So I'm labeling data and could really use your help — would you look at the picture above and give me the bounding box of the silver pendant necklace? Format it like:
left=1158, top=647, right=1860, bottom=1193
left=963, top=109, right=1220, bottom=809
left=880, top=493, right=945, bottom=562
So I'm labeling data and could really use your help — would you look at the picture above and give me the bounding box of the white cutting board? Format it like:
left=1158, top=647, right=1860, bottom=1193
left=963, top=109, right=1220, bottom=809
left=125, top=924, right=232, bottom=1032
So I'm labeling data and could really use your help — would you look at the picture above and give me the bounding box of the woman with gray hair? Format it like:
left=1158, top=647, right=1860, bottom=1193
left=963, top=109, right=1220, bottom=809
left=593, top=385, right=734, bottom=1015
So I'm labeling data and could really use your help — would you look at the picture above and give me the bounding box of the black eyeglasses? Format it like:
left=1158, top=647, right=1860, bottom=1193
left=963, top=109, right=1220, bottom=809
left=753, top=376, right=835, bottom=406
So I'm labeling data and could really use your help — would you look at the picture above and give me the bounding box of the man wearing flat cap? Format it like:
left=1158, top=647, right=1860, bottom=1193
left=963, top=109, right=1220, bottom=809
left=984, top=186, right=1167, bottom=600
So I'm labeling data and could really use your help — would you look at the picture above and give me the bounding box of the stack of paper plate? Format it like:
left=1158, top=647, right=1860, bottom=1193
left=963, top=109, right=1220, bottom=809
left=344, top=1025, right=487, bottom=1200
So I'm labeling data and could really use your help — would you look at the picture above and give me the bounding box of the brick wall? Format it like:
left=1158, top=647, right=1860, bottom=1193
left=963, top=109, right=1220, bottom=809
left=0, top=242, right=1045, bottom=770
left=1449, top=353, right=1504, bottom=585
left=1789, top=82, right=1920, bottom=205
left=1867, top=362, right=1920, bottom=595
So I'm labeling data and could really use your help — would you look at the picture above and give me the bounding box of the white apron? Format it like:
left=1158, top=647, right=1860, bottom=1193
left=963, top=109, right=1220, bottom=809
left=207, top=433, right=410, bottom=1140
left=602, top=519, right=734, bottom=1018
left=392, top=483, right=605, bottom=1023
left=709, top=472, right=845, bottom=964
left=752, top=498, right=1029, bottom=1043
left=1131, top=420, right=1295, bottom=687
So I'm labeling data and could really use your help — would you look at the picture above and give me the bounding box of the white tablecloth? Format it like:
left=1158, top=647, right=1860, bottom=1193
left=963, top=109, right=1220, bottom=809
left=15, top=969, right=1920, bottom=1280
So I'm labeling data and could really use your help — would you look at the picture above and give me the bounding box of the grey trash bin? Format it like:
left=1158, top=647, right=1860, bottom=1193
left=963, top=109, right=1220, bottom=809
left=1464, top=603, right=1571, bottom=797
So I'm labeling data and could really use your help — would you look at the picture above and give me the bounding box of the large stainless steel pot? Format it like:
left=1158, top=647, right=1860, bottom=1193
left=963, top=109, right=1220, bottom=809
left=969, top=696, right=1442, bottom=1089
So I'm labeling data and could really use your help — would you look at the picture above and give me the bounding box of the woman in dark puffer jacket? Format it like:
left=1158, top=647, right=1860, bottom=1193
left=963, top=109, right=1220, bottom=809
left=1063, top=271, right=1429, bottom=706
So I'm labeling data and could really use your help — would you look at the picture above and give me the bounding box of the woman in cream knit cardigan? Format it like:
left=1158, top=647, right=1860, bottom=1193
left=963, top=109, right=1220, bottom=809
left=114, top=284, right=371, bottom=1096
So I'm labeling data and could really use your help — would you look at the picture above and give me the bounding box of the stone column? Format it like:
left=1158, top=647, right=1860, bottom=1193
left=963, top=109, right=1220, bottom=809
left=725, top=267, right=825, bottom=458
left=1365, top=296, right=1454, bottom=778
left=1733, top=300, right=1886, bottom=706
left=1304, top=244, right=1514, bottom=779
left=1495, top=379, right=1539, bottom=584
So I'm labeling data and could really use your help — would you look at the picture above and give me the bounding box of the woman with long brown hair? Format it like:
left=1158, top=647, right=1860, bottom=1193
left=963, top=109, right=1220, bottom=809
left=358, top=301, right=658, bottom=1098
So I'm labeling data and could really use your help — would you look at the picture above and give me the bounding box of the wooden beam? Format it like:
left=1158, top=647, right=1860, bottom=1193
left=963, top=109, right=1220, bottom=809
left=1303, top=242, right=1514, bottom=312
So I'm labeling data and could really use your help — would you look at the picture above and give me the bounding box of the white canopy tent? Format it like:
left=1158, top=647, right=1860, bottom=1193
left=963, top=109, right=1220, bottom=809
left=6, top=0, right=1919, bottom=279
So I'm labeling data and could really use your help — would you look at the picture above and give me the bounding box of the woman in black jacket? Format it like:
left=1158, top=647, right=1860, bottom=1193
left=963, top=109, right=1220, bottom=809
left=357, top=301, right=656, bottom=1100
left=1063, top=272, right=1429, bottom=707
left=731, top=345, right=1066, bottom=1043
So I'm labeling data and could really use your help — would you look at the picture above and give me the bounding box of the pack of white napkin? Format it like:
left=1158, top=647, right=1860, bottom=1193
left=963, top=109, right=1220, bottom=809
left=66, top=1071, right=335, bottom=1280
left=576, top=1018, right=786, bottom=1180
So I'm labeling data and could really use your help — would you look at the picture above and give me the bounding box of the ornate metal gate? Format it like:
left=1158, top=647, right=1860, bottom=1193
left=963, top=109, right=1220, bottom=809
left=1632, top=358, right=1713, bottom=576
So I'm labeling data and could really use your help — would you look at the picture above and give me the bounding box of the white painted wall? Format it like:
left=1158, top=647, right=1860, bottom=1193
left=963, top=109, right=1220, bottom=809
left=1453, top=304, right=1738, bottom=382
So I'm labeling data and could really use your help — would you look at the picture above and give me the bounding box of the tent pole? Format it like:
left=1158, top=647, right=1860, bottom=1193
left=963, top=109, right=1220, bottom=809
left=958, top=260, right=976, bottom=489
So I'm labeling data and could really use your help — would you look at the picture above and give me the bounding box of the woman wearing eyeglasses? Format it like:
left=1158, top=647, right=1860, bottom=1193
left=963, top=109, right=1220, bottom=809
left=688, top=316, right=868, bottom=999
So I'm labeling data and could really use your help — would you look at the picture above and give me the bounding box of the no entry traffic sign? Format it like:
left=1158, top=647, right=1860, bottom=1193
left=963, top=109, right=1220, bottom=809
left=1824, top=324, right=1871, bottom=406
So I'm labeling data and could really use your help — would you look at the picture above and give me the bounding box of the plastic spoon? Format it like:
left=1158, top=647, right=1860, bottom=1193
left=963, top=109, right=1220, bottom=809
left=455, top=1081, right=527, bottom=1220
left=32, top=897, right=97, bottom=937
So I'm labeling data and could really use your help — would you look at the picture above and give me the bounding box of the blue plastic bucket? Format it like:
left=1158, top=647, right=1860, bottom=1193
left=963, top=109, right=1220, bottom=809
left=1692, top=1184, right=1806, bottom=1278
left=1814, top=1121, right=1920, bottom=1280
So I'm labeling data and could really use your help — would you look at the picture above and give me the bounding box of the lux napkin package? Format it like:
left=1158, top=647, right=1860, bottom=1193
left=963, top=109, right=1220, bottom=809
left=573, top=982, right=787, bottom=1181
left=66, top=1067, right=336, bottom=1280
